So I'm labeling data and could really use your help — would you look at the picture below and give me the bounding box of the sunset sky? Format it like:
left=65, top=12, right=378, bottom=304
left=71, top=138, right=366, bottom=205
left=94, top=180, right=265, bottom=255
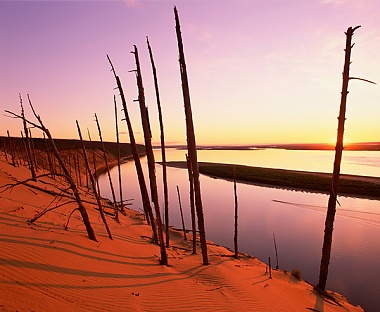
left=1, top=0, right=380, bottom=146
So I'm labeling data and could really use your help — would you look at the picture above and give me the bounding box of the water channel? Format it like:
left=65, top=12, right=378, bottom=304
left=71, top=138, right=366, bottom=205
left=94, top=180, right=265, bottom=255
left=98, top=148, right=380, bottom=311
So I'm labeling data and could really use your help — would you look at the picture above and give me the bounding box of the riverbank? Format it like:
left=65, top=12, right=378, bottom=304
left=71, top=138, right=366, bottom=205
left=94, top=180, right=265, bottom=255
left=165, top=161, right=380, bottom=200
left=0, top=154, right=363, bottom=311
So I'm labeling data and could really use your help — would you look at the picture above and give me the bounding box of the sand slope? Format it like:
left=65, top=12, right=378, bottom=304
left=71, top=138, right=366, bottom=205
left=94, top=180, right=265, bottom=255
left=0, top=156, right=363, bottom=311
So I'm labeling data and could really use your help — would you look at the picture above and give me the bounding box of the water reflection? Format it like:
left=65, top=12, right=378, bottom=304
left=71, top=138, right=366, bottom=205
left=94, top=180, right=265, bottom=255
left=98, top=148, right=380, bottom=311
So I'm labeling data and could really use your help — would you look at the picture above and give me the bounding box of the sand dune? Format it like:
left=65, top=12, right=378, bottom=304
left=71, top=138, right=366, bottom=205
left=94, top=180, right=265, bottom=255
left=0, top=155, right=363, bottom=311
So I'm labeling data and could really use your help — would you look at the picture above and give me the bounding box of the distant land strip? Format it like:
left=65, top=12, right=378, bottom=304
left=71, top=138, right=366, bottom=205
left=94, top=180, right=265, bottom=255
left=161, top=142, right=380, bottom=151
left=165, top=161, right=380, bottom=200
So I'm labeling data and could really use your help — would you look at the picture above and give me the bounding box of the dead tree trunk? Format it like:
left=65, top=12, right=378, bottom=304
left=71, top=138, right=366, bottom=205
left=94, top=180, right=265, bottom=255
left=233, top=167, right=238, bottom=259
left=28, top=129, right=38, bottom=171
left=317, top=26, right=361, bottom=291
left=176, top=185, right=187, bottom=240
left=7, top=131, right=17, bottom=167
left=186, top=154, right=197, bottom=254
left=114, top=95, right=124, bottom=213
left=87, top=129, right=101, bottom=195
left=76, top=120, right=113, bottom=240
left=6, top=95, right=97, bottom=241
left=2, top=135, right=9, bottom=162
left=174, top=6, right=208, bottom=265
left=147, top=37, right=170, bottom=247
left=20, top=94, right=36, bottom=181
left=107, top=55, right=158, bottom=244
left=76, top=153, right=82, bottom=186
left=94, top=113, right=119, bottom=222
left=273, top=233, right=279, bottom=269
left=44, top=133, right=54, bottom=178
left=132, top=45, right=168, bottom=265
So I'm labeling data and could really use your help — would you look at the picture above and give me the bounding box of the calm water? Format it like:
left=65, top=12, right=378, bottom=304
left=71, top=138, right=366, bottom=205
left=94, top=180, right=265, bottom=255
left=98, top=148, right=380, bottom=311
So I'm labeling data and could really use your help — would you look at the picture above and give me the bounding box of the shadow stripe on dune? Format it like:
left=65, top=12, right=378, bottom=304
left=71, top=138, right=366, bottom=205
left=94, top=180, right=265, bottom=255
left=0, top=236, right=157, bottom=265
left=0, top=257, right=158, bottom=278
left=0, top=258, right=231, bottom=290
left=0, top=233, right=150, bottom=258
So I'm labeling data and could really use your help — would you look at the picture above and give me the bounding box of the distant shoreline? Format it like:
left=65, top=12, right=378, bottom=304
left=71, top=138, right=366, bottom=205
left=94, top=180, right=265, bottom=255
left=160, top=142, right=380, bottom=151
left=165, top=161, right=380, bottom=200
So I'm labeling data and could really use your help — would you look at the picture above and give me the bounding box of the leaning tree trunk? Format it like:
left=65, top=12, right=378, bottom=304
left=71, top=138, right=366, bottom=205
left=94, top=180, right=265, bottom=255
left=186, top=154, right=197, bottom=254
left=114, top=95, right=124, bottom=213
left=174, top=6, right=208, bottom=265
left=147, top=37, right=170, bottom=248
left=5, top=95, right=97, bottom=241
left=107, top=55, right=158, bottom=245
left=132, top=45, right=168, bottom=266
left=233, top=167, right=239, bottom=259
left=20, top=94, right=36, bottom=181
left=317, top=25, right=360, bottom=291
left=76, top=120, right=113, bottom=240
left=94, top=113, right=119, bottom=222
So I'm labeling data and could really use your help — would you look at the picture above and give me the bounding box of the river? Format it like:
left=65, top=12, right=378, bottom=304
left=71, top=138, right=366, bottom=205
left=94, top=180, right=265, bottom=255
left=98, top=148, right=380, bottom=311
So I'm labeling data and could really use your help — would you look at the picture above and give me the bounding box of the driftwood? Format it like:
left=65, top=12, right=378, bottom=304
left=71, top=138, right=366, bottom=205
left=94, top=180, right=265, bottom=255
left=147, top=37, right=170, bottom=247
left=5, top=94, right=97, bottom=242
left=107, top=55, right=158, bottom=245
left=132, top=45, right=168, bottom=265
left=174, top=6, right=208, bottom=265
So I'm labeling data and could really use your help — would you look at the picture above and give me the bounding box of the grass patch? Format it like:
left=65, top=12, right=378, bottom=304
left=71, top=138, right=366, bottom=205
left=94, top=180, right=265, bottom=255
left=291, top=268, right=302, bottom=280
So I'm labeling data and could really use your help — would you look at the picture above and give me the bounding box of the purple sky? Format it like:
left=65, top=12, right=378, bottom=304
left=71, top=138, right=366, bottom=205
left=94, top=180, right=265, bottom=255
left=1, top=0, right=380, bottom=145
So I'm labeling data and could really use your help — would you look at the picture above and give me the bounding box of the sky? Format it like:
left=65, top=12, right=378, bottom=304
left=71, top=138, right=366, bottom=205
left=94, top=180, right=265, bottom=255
left=1, top=0, right=380, bottom=146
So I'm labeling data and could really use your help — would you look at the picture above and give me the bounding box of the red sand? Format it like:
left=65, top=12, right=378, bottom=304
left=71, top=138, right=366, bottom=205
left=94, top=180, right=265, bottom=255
left=0, top=155, right=363, bottom=311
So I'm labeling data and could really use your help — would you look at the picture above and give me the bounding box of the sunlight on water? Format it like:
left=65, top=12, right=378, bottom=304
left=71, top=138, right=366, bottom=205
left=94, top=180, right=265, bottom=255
left=99, top=148, right=380, bottom=311
left=159, top=148, right=380, bottom=177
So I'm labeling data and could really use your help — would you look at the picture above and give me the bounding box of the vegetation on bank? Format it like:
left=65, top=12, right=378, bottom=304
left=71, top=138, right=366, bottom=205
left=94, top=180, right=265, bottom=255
left=166, top=161, right=380, bottom=200
left=0, top=136, right=145, bottom=159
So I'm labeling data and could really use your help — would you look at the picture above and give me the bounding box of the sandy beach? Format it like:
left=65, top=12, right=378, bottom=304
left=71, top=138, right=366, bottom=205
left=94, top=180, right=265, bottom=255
left=0, top=153, right=363, bottom=311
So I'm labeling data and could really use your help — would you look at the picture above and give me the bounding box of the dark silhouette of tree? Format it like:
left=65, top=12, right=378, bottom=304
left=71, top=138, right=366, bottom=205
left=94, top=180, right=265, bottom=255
left=6, top=95, right=97, bottom=242
left=107, top=55, right=158, bottom=245
left=174, top=6, right=208, bottom=265
left=132, top=45, right=168, bottom=266
left=147, top=37, right=170, bottom=248
left=317, top=25, right=375, bottom=291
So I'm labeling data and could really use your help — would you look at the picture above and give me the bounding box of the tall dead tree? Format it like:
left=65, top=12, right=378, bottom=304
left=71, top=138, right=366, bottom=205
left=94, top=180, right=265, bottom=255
left=317, top=25, right=376, bottom=290
left=20, top=94, right=36, bottom=181
left=147, top=37, right=170, bottom=247
left=233, top=167, right=238, bottom=259
left=186, top=154, right=197, bottom=254
left=114, top=95, right=124, bottom=213
left=174, top=6, right=208, bottom=265
left=76, top=120, right=113, bottom=240
left=94, top=113, right=119, bottom=222
left=6, top=95, right=97, bottom=241
left=132, top=45, right=168, bottom=265
left=107, top=55, right=158, bottom=244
